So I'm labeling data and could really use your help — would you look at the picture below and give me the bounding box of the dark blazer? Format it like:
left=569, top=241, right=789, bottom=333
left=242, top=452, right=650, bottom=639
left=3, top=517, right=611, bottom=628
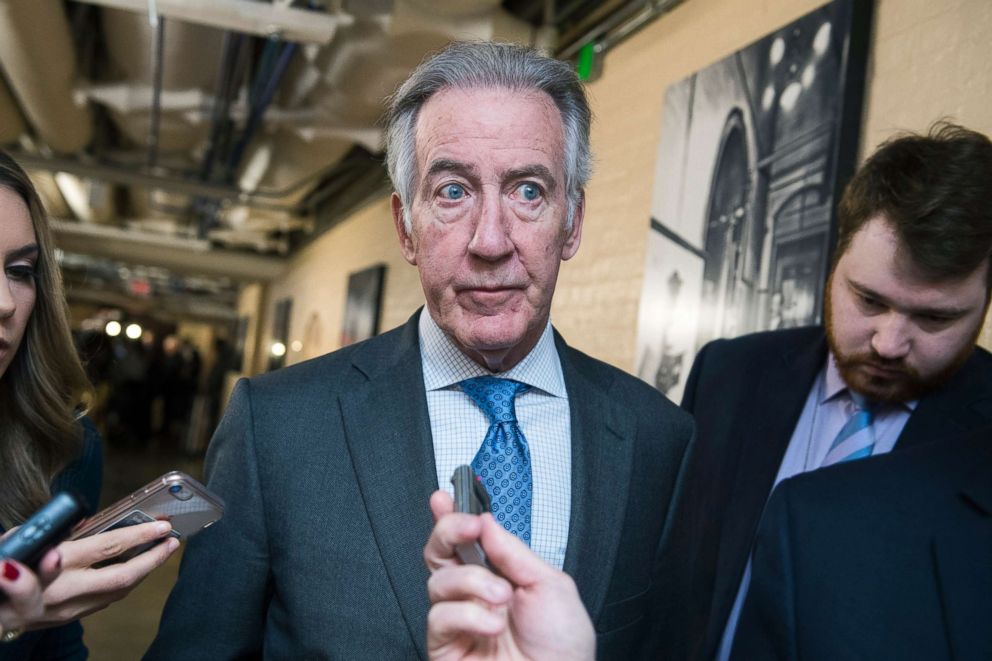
left=732, top=426, right=992, bottom=660
left=0, top=417, right=103, bottom=661
left=145, top=312, right=694, bottom=660
left=667, top=327, right=992, bottom=660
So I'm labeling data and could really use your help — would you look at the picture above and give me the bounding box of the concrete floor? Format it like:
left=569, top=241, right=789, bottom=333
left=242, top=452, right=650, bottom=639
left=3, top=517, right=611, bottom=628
left=80, top=444, right=204, bottom=660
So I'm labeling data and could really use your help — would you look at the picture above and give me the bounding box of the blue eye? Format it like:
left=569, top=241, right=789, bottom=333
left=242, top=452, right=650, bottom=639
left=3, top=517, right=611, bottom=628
left=518, top=183, right=541, bottom=201
left=441, top=184, right=466, bottom=200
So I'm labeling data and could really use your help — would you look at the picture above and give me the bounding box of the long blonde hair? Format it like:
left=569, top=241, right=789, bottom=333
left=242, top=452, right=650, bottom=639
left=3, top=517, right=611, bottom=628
left=0, top=151, right=90, bottom=528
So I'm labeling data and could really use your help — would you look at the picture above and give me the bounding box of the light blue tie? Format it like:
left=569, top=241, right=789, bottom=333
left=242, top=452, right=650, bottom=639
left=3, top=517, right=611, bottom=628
left=822, top=392, right=877, bottom=466
left=460, top=377, right=533, bottom=545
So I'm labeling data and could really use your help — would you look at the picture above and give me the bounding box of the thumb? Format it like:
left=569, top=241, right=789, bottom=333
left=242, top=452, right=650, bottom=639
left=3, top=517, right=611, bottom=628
left=478, top=515, right=552, bottom=588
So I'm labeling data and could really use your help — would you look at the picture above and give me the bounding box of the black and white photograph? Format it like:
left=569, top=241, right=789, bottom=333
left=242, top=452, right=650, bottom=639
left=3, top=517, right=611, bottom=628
left=635, top=0, right=870, bottom=401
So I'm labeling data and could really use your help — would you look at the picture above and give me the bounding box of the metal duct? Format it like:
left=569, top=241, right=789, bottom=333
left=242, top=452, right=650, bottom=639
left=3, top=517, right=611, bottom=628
left=0, top=75, right=25, bottom=145
left=50, top=219, right=286, bottom=281
left=0, top=0, right=92, bottom=153
left=98, top=8, right=224, bottom=152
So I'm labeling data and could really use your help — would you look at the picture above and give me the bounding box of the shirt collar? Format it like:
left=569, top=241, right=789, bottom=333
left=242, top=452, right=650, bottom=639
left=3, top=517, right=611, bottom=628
left=823, top=352, right=918, bottom=411
left=419, top=308, right=567, bottom=398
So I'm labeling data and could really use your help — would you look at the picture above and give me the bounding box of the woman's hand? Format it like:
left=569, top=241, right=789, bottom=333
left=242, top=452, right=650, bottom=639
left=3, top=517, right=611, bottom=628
left=29, top=521, right=179, bottom=630
left=0, top=548, right=62, bottom=640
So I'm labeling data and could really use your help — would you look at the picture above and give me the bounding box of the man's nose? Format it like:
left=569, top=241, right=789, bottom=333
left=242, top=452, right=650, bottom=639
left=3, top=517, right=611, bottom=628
left=870, top=314, right=912, bottom=360
left=467, top=192, right=513, bottom=260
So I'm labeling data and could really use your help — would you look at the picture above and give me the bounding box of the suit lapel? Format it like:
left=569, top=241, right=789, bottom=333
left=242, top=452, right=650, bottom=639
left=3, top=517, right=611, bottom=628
left=339, top=316, right=436, bottom=660
left=931, top=444, right=992, bottom=660
left=706, top=331, right=827, bottom=649
left=897, top=349, right=992, bottom=450
left=558, top=336, right=635, bottom=622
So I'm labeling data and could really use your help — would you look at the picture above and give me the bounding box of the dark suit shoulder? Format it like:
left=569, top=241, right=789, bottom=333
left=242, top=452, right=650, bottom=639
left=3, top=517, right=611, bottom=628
left=778, top=426, right=992, bottom=516
left=243, top=321, right=414, bottom=401
left=683, top=326, right=825, bottom=413
left=697, top=326, right=824, bottom=361
left=955, top=346, right=992, bottom=402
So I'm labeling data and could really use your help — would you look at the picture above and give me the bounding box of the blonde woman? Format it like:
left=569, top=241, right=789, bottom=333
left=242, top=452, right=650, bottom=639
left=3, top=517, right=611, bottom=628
left=0, top=151, right=178, bottom=659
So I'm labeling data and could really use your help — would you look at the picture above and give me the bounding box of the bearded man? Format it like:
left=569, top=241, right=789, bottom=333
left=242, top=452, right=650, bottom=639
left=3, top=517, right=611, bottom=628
left=663, top=122, right=992, bottom=661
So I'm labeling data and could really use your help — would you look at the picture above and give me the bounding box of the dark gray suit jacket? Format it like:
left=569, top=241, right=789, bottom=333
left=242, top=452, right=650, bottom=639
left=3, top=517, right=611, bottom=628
left=733, top=426, right=992, bottom=660
left=661, top=326, right=992, bottom=660
left=145, top=312, right=694, bottom=660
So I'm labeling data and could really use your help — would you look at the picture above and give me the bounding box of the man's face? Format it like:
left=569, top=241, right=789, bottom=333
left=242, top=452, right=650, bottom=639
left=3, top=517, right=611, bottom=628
left=825, top=215, right=990, bottom=402
left=0, top=186, right=38, bottom=380
left=393, top=86, right=583, bottom=372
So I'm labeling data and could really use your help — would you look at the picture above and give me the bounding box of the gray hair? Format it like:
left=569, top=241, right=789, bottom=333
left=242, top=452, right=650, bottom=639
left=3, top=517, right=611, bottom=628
left=385, top=41, right=592, bottom=232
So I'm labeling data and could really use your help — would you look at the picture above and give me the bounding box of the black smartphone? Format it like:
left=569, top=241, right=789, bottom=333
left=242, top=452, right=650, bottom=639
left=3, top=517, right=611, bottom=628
left=0, top=491, right=87, bottom=576
left=450, top=465, right=492, bottom=568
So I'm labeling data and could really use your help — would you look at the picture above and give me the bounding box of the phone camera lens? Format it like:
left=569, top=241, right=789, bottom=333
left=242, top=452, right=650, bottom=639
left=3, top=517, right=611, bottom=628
left=169, top=483, right=194, bottom=501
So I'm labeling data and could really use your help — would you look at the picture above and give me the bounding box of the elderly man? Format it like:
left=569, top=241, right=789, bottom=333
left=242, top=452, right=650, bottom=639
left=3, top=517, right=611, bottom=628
left=145, top=42, right=693, bottom=660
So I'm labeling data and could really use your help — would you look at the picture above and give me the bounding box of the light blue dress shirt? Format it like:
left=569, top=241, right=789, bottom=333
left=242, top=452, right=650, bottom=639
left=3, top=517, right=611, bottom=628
left=419, top=309, right=572, bottom=570
left=716, top=353, right=915, bottom=660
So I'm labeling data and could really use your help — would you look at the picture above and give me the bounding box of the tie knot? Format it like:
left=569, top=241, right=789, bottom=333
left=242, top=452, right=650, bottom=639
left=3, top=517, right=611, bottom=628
left=849, top=391, right=877, bottom=421
left=460, top=377, right=529, bottom=424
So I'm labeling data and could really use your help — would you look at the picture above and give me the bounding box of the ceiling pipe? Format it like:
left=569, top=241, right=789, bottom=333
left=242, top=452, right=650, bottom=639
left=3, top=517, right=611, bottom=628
left=67, top=0, right=352, bottom=45
left=557, top=0, right=684, bottom=59
left=12, top=148, right=360, bottom=217
left=199, top=32, right=247, bottom=182
left=0, top=76, right=26, bottom=145
left=224, top=41, right=298, bottom=183
left=66, top=286, right=239, bottom=323
left=51, top=218, right=287, bottom=281
left=0, top=0, right=93, bottom=153
left=147, top=15, right=166, bottom=168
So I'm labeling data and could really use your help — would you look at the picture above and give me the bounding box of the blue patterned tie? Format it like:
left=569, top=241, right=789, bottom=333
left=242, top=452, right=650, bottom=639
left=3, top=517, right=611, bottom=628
left=822, top=392, right=877, bottom=466
left=460, top=377, right=533, bottom=545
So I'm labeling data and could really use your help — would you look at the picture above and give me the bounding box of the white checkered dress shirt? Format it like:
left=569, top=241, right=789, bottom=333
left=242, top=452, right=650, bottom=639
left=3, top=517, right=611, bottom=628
left=420, top=309, right=572, bottom=570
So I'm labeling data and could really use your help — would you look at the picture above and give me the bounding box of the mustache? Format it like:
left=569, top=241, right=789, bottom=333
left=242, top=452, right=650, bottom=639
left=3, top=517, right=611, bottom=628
left=836, top=350, right=917, bottom=377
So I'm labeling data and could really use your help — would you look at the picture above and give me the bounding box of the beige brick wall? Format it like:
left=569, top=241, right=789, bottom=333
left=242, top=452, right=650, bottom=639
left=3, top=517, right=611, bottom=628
left=254, top=197, right=426, bottom=368
left=246, top=0, right=992, bottom=375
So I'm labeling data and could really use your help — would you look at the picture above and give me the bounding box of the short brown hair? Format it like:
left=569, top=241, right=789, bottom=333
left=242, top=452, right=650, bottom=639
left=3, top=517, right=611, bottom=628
left=835, top=122, right=992, bottom=287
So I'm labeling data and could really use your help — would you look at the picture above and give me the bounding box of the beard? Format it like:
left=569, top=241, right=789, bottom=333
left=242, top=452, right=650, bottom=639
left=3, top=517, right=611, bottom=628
left=823, top=280, right=979, bottom=403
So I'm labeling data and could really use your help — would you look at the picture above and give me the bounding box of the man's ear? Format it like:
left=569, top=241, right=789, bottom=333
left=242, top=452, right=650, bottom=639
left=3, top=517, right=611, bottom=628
left=392, top=193, right=417, bottom=265
left=561, top=191, right=585, bottom=261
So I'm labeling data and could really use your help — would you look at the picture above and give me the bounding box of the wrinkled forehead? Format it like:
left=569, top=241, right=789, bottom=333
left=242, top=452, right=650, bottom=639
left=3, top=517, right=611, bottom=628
left=412, top=85, right=566, bottom=168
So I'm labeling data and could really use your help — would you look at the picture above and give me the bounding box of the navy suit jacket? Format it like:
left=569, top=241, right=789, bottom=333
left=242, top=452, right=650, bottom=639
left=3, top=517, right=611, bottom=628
left=733, top=426, right=992, bottom=660
left=145, top=312, right=694, bottom=660
left=666, top=326, right=992, bottom=660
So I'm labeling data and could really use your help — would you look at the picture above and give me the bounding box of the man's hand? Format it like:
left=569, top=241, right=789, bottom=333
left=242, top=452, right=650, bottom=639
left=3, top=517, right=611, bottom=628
left=424, top=490, right=595, bottom=661
left=28, top=521, right=179, bottom=629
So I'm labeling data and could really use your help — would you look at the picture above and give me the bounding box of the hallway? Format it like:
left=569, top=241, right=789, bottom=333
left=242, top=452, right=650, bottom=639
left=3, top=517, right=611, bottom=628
left=81, top=445, right=204, bottom=659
